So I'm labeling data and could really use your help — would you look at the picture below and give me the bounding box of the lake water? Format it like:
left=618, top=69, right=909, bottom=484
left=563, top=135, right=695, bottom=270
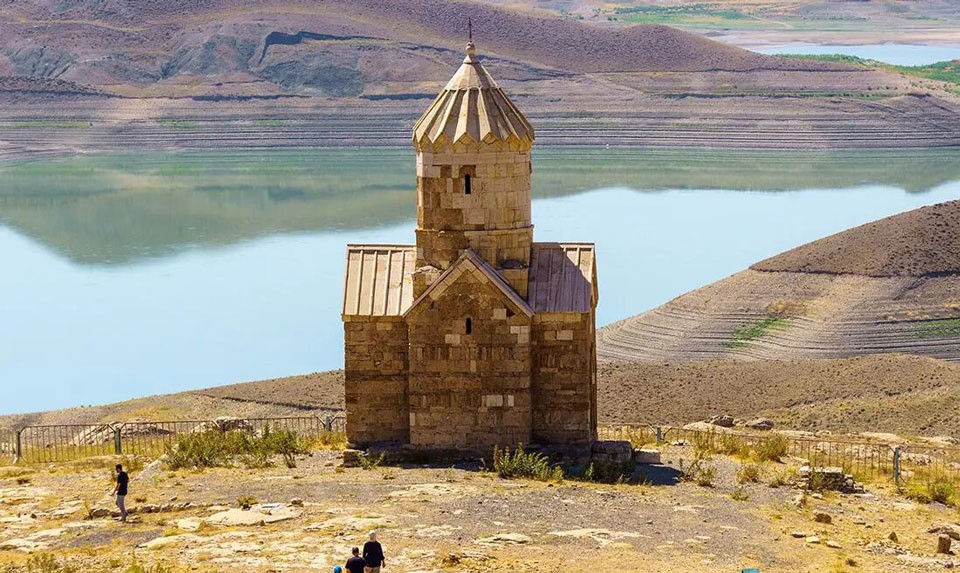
left=758, top=44, right=960, bottom=66
left=3, top=148, right=960, bottom=414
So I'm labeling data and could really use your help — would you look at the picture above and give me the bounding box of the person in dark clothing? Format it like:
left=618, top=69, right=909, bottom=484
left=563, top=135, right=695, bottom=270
left=112, top=464, right=129, bottom=522
left=345, top=547, right=366, bottom=573
left=362, top=530, right=386, bottom=572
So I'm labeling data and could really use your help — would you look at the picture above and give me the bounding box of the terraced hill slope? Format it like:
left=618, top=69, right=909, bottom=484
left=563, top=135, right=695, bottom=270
left=0, top=0, right=958, bottom=155
left=599, top=200, right=960, bottom=364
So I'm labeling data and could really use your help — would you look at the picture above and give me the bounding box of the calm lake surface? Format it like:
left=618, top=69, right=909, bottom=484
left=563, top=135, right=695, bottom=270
left=3, top=147, right=960, bottom=414
left=758, top=43, right=960, bottom=66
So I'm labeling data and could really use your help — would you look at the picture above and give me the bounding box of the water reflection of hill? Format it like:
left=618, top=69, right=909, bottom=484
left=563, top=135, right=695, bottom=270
left=1, top=148, right=958, bottom=265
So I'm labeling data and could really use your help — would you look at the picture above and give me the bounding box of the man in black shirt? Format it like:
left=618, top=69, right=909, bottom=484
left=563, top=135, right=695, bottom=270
left=112, top=464, right=129, bottom=522
left=362, top=530, right=386, bottom=572
left=345, top=547, right=366, bottom=573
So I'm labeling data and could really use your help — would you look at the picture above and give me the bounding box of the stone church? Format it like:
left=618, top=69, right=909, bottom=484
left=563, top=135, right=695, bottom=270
left=341, top=39, right=598, bottom=450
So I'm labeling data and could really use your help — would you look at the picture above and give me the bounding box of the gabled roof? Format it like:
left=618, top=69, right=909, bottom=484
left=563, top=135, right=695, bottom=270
left=342, top=245, right=416, bottom=317
left=528, top=243, right=598, bottom=313
left=404, top=250, right=534, bottom=319
left=412, top=43, right=534, bottom=148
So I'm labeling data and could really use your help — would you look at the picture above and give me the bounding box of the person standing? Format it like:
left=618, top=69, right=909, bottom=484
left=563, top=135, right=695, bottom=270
left=345, top=547, right=366, bottom=573
left=362, top=530, right=385, bottom=572
left=112, top=463, right=129, bottom=522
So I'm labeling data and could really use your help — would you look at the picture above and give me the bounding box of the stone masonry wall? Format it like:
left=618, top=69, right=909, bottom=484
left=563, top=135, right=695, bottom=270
left=531, top=311, right=597, bottom=444
left=344, top=316, right=409, bottom=447
left=415, top=142, right=533, bottom=281
left=407, top=273, right=533, bottom=449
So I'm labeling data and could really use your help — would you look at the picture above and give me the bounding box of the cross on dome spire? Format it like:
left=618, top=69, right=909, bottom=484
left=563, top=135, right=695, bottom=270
left=465, top=18, right=476, bottom=61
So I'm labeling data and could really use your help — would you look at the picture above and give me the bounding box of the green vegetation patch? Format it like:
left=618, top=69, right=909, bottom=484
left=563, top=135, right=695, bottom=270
left=778, top=54, right=960, bottom=86
left=914, top=318, right=960, bottom=338
left=723, top=317, right=789, bottom=348
left=1, top=120, right=90, bottom=129
left=613, top=3, right=749, bottom=23
left=165, top=427, right=310, bottom=470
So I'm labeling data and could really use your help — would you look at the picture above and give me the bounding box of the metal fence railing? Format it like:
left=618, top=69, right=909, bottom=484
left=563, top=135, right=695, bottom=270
left=3, top=413, right=345, bottom=465
left=599, top=424, right=960, bottom=488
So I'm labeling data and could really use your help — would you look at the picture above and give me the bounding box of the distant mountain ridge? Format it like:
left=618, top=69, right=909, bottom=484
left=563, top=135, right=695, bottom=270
left=0, top=0, right=843, bottom=95
left=0, top=0, right=958, bottom=156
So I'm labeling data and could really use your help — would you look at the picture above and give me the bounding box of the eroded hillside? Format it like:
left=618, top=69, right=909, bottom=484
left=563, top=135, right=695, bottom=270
left=0, top=0, right=958, bottom=156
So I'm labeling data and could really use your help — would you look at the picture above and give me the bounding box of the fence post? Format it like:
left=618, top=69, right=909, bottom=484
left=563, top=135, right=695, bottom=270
left=114, top=425, right=123, bottom=456
left=893, top=446, right=902, bottom=488
left=322, top=414, right=333, bottom=432
left=15, top=429, right=22, bottom=464
left=655, top=426, right=663, bottom=444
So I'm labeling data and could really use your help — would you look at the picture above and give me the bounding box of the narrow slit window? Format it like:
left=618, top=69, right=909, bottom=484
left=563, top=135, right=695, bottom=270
left=464, top=174, right=472, bottom=195
left=465, top=317, right=473, bottom=334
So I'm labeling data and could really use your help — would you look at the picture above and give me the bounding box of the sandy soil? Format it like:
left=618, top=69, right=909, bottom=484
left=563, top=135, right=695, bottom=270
left=1, top=446, right=958, bottom=572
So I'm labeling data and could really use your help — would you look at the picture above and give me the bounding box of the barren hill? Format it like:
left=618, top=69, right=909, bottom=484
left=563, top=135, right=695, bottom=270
left=599, top=200, right=960, bottom=365
left=0, top=0, right=958, bottom=156
left=753, top=201, right=960, bottom=277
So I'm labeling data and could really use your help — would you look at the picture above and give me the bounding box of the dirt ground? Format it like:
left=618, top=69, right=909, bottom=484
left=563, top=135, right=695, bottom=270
left=1, top=445, right=958, bottom=572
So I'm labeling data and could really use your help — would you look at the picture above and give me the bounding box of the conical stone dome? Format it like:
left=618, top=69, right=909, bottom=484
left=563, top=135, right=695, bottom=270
left=413, top=42, right=535, bottom=149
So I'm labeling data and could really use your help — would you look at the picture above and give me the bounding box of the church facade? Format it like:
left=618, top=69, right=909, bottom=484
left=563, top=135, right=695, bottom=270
left=341, top=40, right=598, bottom=450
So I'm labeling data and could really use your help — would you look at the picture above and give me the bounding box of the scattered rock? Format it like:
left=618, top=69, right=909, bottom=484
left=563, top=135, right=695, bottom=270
left=929, top=524, right=960, bottom=541
left=175, top=518, right=202, bottom=531
left=191, top=417, right=254, bottom=434
left=791, top=531, right=807, bottom=538
left=591, top=441, right=633, bottom=464
left=475, top=533, right=532, bottom=546
left=342, top=449, right=363, bottom=468
left=289, top=498, right=303, bottom=507
left=745, top=418, right=774, bottom=431
left=88, top=508, right=112, bottom=519
left=139, top=533, right=198, bottom=550
left=796, top=466, right=864, bottom=494
left=825, top=540, right=842, bottom=549
left=938, top=534, right=952, bottom=555
left=682, top=421, right=732, bottom=434
left=548, top=528, right=641, bottom=546
left=888, top=531, right=899, bottom=543
left=814, top=511, right=832, bottom=525
left=858, top=432, right=904, bottom=444
left=805, top=536, right=820, bottom=544
left=205, top=505, right=300, bottom=527
left=633, top=449, right=661, bottom=465
left=919, top=436, right=959, bottom=447
left=708, top=415, right=734, bottom=428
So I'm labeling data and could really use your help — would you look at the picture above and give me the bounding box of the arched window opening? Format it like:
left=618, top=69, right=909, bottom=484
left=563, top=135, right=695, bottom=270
left=464, top=174, right=472, bottom=195
left=466, top=317, right=473, bottom=334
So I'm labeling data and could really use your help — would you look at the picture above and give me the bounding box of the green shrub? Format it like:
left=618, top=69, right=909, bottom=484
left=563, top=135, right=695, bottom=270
left=907, top=479, right=956, bottom=506
left=20, top=554, right=77, bottom=573
left=928, top=479, right=956, bottom=506
left=679, top=454, right=715, bottom=487
left=718, top=434, right=750, bottom=457
left=165, top=428, right=309, bottom=470
left=358, top=452, right=385, bottom=471
left=691, top=432, right=717, bottom=457
left=492, top=444, right=563, bottom=482
left=767, top=466, right=797, bottom=488
left=755, top=435, right=789, bottom=462
left=736, top=463, right=763, bottom=484
left=576, top=459, right=636, bottom=484
left=730, top=487, right=750, bottom=501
